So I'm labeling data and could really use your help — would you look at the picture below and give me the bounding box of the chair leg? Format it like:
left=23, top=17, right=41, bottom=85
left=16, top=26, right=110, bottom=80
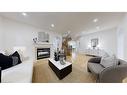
left=96, top=75, right=100, bottom=83
left=87, top=67, right=91, bottom=73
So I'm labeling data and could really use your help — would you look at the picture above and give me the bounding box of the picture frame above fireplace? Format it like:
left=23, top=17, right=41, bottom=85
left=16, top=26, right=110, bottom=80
left=38, top=32, right=49, bottom=42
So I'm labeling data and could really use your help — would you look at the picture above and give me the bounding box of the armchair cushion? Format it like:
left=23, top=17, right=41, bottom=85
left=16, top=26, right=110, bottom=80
left=88, top=57, right=101, bottom=63
left=100, top=55, right=118, bottom=68
left=88, top=62, right=105, bottom=75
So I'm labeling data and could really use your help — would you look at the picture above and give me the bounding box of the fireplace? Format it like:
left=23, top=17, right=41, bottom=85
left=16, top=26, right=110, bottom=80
left=37, top=48, right=50, bottom=60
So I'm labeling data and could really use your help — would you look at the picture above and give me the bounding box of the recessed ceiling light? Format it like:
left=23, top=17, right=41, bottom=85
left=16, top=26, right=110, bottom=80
left=93, top=18, right=98, bottom=22
left=96, top=26, right=100, bottom=30
left=22, top=12, right=27, bottom=16
left=51, top=24, right=55, bottom=27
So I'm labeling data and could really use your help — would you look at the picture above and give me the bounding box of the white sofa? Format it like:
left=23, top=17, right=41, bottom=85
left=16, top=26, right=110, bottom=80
left=1, top=59, right=34, bottom=83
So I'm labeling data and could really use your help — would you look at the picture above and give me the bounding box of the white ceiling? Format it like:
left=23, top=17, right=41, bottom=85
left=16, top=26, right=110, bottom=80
left=0, top=12, right=125, bottom=39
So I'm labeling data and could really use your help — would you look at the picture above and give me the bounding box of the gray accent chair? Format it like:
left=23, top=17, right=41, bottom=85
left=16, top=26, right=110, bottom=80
left=87, top=57, right=127, bottom=83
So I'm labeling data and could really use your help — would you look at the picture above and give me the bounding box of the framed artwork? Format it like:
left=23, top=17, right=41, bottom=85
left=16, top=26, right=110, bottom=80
left=38, top=32, right=49, bottom=42
left=91, top=38, right=98, bottom=48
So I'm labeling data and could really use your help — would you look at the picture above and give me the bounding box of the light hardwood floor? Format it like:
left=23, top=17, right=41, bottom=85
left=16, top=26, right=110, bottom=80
left=32, top=53, right=96, bottom=83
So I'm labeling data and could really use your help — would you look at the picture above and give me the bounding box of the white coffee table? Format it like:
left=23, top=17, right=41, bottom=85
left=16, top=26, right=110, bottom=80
left=48, top=58, right=72, bottom=80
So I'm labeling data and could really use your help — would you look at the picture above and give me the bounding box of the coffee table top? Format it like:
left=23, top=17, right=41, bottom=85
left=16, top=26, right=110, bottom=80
left=48, top=58, right=72, bottom=70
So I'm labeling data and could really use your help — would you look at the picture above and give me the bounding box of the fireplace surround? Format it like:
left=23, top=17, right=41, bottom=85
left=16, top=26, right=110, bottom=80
left=34, top=43, right=52, bottom=60
left=37, top=48, right=50, bottom=59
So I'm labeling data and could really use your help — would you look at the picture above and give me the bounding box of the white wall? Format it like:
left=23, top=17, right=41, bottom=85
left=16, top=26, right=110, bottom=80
left=0, top=16, right=62, bottom=60
left=117, top=13, right=127, bottom=61
left=0, top=16, right=4, bottom=51
left=78, top=27, right=118, bottom=56
left=117, top=27, right=124, bottom=59
left=2, top=18, right=38, bottom=60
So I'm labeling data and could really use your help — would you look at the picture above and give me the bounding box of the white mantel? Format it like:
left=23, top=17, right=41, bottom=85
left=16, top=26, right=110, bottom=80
left=34, top=42, right=53, bottom=48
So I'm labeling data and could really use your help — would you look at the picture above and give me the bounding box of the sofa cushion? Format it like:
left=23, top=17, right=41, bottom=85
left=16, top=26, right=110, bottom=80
left=88, top=62, right=104, bottom=74
left=17, top=50, right=29, bottom=62
left=2, top=59, right=34, bottom=83
left=100, top=55, right=118, bottom=68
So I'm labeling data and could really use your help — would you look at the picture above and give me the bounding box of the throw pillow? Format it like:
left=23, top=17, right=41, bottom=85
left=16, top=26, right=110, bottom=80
left=100, top=55, right=118, bottom=68
left=10, top=51, right=22, bottom=64
left=0, top=53, right=13, bottom=70
left=12, top=56, right=19, bottom=66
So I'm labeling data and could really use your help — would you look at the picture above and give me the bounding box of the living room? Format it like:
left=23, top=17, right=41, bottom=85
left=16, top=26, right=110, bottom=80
left=0, top=12, right=127, bottom=83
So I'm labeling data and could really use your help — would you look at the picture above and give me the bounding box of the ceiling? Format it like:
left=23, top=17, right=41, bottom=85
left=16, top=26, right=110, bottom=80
left=0, top=12, right=125, bottom=39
